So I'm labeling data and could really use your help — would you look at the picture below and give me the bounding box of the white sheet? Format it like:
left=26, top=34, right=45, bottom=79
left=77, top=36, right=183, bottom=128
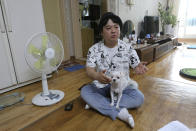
left=158, top=121, right=191, bottom=131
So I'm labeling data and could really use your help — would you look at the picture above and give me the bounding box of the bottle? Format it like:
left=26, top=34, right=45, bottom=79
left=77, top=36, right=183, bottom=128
left=137, top=37, right=141, bottom=44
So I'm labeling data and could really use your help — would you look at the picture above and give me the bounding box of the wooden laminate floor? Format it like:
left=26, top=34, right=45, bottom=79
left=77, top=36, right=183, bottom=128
left=23, top=76, right=196, bottom=131
left=1, top=44, right=196, bottom=131
left=24, top=44, right=196, bottom=131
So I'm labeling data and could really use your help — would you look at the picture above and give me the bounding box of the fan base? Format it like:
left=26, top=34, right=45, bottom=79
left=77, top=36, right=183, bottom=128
left=32, top=90, right=64, bottom=106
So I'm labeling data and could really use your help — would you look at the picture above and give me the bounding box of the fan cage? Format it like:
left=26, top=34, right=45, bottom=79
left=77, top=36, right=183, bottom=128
left=24, top=32, right=64, bottom=74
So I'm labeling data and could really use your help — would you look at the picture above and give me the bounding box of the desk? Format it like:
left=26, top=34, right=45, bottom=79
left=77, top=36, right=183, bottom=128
left=133, top=44, right=159, bottom=64
left=132, top=36, right=177, bottom=64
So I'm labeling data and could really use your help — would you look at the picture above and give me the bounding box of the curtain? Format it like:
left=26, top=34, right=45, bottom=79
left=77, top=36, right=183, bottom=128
left=178, top=0, right=196, bottom=38
left=169, top=0, right=180, bottom=37
left=186, top=0, right=196, bottom=27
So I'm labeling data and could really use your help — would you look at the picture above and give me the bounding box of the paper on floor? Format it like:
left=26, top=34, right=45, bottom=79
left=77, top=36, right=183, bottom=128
left=158, top=121, right=191, bottom=131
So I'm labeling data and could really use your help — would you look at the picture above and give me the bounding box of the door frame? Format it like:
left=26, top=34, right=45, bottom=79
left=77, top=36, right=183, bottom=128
left=60, top=0, right=83, bottom=60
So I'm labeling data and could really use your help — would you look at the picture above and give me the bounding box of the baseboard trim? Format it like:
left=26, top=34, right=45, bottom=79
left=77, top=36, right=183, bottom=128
left=178, top=38, right=196, bottom=43
left=0, top=75, right=52, bottom=94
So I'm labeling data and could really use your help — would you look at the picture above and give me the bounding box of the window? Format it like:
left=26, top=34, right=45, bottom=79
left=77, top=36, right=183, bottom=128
left=178, top=0, right=196, bottom=38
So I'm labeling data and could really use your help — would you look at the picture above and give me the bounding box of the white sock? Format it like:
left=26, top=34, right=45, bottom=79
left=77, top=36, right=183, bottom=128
left=85, top=104, right=90, bottom=110
left=117, top=108, right=135, bottom=128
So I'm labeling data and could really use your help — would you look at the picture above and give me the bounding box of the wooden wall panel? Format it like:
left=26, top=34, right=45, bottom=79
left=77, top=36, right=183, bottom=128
left=71, top=0, right=83, bottom=59
left=42, top=0, right=70, bottom=61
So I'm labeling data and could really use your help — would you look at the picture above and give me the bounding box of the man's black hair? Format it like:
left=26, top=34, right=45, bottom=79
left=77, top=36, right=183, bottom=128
left=98, top=12, right=123, bottom=33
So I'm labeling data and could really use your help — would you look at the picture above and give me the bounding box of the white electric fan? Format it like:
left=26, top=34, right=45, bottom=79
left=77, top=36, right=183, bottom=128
left=25, top=32, right=64, bottom=106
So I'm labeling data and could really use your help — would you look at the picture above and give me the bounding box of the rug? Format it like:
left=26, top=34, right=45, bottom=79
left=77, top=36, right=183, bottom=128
left=187, top=45, right=196, bottom=49
left=179, top=68, right=196, bottom=79
left=64, top=64, right=85, bottom=72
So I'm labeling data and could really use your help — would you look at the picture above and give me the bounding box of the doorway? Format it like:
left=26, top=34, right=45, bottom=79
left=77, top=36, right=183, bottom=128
left=79, top=0, right=102, bottom=58
left=60, top=0, right=108, bottom=60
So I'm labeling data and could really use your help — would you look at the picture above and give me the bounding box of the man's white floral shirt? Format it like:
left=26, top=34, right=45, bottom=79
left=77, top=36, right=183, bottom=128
left=86, top=39, right=140, bottom=88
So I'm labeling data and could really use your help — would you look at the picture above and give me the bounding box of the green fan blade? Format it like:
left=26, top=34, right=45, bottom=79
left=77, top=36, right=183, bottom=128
left=50, top=58, right=58, bottom=67
left=34, top=58, right=45, bottom=70
left=41, top=35, right=48, bottom=52
left=28, top=44, right=41, bottom=58
left=53, top=43, right=62, bottom=59
left=54, top=43, right=61, bottom=52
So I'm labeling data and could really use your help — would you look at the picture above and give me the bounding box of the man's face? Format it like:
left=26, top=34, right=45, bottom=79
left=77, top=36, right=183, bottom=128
left=102, top=19, right=120, bottom=46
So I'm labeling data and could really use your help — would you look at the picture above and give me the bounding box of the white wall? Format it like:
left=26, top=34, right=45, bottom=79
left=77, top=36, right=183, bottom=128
left=108, top=0, right=167, bottom=36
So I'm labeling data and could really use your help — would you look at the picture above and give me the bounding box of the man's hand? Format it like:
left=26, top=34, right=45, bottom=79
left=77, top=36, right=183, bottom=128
left=134, top=62, right=148, bottom=75
left=86, top=67, right=111, bottom=84
left=96, top=70, right=111, bottom=84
